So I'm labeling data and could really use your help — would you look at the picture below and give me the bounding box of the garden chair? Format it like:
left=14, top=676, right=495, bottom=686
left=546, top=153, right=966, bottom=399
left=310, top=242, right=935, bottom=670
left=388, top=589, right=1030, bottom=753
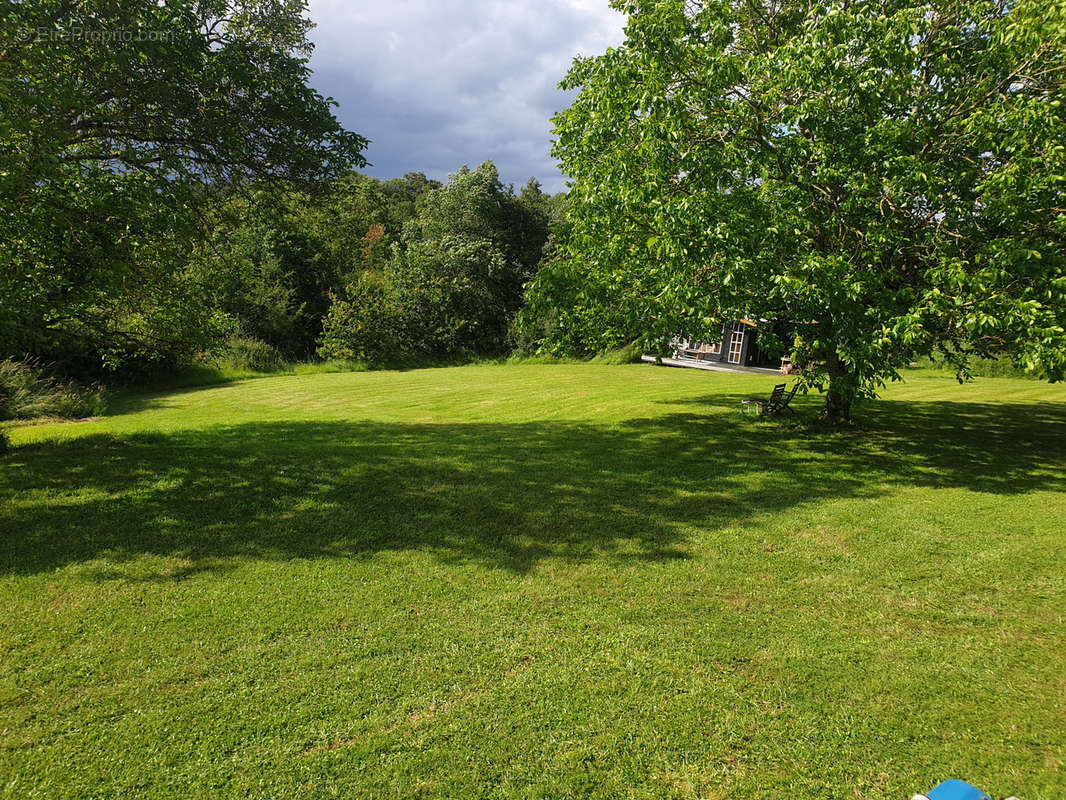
left=741, top=383, right=797, bottom=416
left=766, top=382, right=798, bottom=415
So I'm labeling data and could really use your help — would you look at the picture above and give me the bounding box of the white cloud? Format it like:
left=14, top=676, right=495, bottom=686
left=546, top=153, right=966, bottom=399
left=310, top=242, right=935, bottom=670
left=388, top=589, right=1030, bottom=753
left=305, top=0, right=626, bottom=192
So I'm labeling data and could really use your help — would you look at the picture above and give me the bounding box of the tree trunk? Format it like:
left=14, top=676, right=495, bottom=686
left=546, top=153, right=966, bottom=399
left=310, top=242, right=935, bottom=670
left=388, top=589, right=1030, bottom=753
left=820, top=352, right=853, bottom=423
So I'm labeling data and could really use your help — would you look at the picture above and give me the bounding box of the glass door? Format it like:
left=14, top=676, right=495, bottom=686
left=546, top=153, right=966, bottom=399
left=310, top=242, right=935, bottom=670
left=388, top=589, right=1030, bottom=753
left=728, top=323, right=745, bottom=364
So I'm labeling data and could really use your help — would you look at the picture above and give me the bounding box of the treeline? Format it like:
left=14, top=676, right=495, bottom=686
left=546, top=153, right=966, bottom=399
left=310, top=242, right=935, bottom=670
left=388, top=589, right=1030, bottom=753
left=2, top=0, right=586, bottom=434
left=3, top=161, right=568, bottom=383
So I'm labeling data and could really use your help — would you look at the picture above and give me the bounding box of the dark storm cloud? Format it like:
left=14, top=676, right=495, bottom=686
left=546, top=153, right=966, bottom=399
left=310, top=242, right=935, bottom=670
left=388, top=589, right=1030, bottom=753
left=306, top=0, right=626, bottom=192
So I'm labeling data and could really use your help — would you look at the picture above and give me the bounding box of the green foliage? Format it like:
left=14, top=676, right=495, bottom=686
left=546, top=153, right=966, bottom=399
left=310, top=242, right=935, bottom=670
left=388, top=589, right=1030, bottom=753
left=0, top=164, right=234, bottom=376
left=0, top=360, right=106, bottom=421
left=914, top=352, right=1047, bottom=380
left=380, top=172, right=445, bottom=219
left=551, top=0, right=1066, bottom=420
left=317, top=272, right=404, bottom=364
left=514, top=254, right=633, bottom=357
left=390, top=236, right=516, bottom=357
left=404, top=163, right=544, bottom=275
left=192, top=196, right=328, bottom=358
left=319, top=162, right=552, bottom=363
left=1, top=0, right=366, bottom=372
left=519, top=180, right=573, bottom=263
left=218, top=337, right=289, bottom=374
left=595, top=342, right=645, bottom=365
left=191, top=174, right=423, bottom=360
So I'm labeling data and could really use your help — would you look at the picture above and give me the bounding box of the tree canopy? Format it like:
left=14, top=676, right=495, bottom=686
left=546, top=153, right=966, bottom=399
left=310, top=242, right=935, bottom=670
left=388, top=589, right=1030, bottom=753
left=547, top=0, right=1066, bottom=419
left=1, top=0, right=367, bottom=370
left=319, top=162, right=552, bottom=363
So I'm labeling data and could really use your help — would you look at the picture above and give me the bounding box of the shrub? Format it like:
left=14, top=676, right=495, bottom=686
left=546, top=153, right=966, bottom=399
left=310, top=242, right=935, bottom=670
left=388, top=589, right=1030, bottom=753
left=596, top=342, right=644, bottom=365
left=0, top=427, right=8, bottom=455
left=318, top=273, right=404, bottom=365
left=0, top=359, right=106, bottom=421
left=912, top=353, right=1046, bottom=380
left=221, top=337, right=288, bottom=373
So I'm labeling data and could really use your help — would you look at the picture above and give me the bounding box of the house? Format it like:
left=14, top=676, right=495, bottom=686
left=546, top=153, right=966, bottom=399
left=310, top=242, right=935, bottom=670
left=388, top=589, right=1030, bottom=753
left=671, top=320, right=780, bottom=369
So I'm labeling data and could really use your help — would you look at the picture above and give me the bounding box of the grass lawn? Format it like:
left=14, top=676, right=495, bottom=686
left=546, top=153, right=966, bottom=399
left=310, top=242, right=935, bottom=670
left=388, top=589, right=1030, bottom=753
left=2, top=363, right=1064, bottom=799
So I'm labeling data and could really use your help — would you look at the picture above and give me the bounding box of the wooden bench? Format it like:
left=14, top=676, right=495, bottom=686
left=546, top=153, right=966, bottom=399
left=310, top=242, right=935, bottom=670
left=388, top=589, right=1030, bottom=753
left=680, top=348, right=716, bottom=362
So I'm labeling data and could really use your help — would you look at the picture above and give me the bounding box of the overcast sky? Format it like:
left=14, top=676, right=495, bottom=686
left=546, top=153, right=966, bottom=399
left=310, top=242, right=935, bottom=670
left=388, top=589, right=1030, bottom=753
left=305, top=0, right=627, bottom=193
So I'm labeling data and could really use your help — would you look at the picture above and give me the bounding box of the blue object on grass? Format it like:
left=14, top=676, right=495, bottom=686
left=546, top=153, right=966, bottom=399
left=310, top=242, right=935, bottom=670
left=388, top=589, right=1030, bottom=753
left=926, top=779, right=992, bottom=800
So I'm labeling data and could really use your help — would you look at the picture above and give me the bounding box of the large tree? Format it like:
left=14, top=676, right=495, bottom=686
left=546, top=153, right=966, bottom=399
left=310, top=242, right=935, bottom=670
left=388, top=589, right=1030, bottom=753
left=0, top=0, right=367, bottom=370
left=319, top=162, right=551, bottom=363
left=550, top=0, right=1065, bottom=420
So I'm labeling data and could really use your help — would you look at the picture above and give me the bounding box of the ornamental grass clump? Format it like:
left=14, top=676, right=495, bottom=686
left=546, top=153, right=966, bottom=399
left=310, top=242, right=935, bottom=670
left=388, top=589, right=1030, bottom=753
left=0, top=359, right=106, bottom=421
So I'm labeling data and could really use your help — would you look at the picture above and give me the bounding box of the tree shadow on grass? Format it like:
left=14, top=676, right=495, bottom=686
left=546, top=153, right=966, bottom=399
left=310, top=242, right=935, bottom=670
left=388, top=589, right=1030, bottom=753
left=1, top=398, right=1064, bottom=577
left=676, top=392, right=1066, bottom=490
